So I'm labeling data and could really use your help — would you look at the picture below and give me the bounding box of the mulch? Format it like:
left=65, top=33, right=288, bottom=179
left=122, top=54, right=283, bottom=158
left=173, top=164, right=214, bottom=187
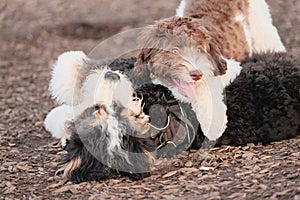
left=0, top=0, right=299, bottom=199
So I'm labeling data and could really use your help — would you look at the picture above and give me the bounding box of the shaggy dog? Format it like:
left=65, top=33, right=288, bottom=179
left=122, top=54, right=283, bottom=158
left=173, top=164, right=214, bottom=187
left=133, top=0, right=286, bottom=141
left=45, top=52, right=155, bottom=182
left=59, top=100, right=155, bottom=183
left=45, top=52, right=196, bottom=182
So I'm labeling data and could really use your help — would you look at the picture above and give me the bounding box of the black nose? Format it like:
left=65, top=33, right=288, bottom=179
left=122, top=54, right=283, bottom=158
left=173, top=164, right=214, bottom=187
left=189, top=70, right=202, bottom=81
left=104, top=71, right=120, bottom=81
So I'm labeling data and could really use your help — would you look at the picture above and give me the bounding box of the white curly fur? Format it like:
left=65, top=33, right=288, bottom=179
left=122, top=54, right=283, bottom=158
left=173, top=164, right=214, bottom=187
left=49, top=51, right=87, bottom=106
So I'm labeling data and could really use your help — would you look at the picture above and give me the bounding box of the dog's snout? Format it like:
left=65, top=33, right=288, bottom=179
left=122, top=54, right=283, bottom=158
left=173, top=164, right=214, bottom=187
left=104, top=71, right=120, bottom=81
left=189, top=70, right=202, bottom=81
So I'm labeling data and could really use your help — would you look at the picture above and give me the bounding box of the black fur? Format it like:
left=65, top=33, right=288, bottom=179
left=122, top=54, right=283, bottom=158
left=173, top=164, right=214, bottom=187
left=217, top=52, right=300, bottom=145
left=136, top=84, right=203, bottom=156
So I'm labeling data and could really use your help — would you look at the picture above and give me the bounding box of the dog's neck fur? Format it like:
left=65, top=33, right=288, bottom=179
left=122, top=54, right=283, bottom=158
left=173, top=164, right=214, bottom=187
left=153, top=58, right=241, bottom=141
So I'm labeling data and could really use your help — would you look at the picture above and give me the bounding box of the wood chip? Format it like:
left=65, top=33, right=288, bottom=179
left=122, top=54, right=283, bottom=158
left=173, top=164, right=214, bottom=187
left=16, top=165, right=30, bottom=171
left=184, top=161, right=193, bottom=167
left=199, top=166, right=214, bottom=171
left=179, top=167, right=199, bottom=173
left=162, top=170, right=178, bottom=179
left=53, top=185, right=81, bottom=194
left=47, top=180, right=68, bottom=189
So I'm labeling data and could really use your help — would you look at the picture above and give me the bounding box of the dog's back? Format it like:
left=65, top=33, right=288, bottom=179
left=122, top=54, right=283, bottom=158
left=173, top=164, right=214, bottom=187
left=183, top=0, right=251, bottom=61
left=219, top=52, right=300, bottom=145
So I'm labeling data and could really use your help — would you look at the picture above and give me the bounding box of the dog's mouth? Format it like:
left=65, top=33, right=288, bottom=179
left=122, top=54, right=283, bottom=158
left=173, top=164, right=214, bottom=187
left=173, top=79, right=197, bottom=99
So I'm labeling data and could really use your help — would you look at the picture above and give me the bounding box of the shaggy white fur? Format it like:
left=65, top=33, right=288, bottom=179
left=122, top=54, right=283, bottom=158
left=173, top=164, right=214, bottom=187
left=106, top=109, right=130, bottom=165
left=46, top=51, right=146, bottom=154
left=188, top=59, right=242, bottom=140
left=81, top=68, right=115, bottom=108
left=46, top=68, right=136, bottom=134
left=49, top=51, right=88, bottom=106
left=79, top=68, right=136, bottom=114
left=248, top=0, right=286, bottom=53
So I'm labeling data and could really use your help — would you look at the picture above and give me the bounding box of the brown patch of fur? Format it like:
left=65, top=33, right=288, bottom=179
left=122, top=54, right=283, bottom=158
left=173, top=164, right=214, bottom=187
left=184, top=0, right=250, bottom=61
left=133, top=48, right=156, bottom=85
left=58, top=156, right=82, bottom=178
left=95, top=105, right=108, bottom=118
left=143, top=149, right=155, bottom=170
left=94, top=105, right=108, bottom=131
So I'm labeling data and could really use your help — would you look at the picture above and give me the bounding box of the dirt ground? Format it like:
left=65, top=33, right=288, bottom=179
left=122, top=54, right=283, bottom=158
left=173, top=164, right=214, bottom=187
left=0, top=0, right=299, bottom=199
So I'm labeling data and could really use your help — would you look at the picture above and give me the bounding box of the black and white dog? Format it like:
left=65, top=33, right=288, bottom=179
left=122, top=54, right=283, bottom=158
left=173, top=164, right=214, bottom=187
left=45, top=51, right=299, bottom=183
left=45, top=53, right=196, bottom=183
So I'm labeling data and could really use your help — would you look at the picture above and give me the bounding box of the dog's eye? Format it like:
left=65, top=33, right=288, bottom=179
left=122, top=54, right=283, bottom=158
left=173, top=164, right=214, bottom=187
left=171, top=47, right=181, bottom=55
left=94, top=104, right=100, bottom=110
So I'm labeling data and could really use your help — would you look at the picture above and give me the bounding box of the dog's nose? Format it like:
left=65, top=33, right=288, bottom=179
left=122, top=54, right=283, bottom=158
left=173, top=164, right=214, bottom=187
left=104, top=71, right=120, bottom=81
left=189, top=70, right=202, bottom=81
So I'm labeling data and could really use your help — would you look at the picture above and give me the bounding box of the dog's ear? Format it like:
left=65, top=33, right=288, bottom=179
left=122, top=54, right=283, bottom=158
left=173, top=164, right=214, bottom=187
left=207, top=43, right=227, bottom=75
left=133, top=48, right=159, bottom=85
left=135, top=48, right=154, bottom=66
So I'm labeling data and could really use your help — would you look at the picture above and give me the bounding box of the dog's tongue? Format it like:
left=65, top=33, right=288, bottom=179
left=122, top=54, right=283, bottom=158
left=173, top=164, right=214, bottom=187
left=173, top=79, right=196, bottom=99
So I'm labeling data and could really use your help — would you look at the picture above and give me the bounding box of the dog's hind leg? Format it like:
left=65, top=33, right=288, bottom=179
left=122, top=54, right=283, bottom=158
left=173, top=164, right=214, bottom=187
left=247, top=0, right=286, bottom=53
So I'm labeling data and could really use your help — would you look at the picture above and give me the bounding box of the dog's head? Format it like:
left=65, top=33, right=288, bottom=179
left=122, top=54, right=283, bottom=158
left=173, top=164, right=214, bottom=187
left=60, top=103, right=154, bottom=182
left=133, top=16, right=227, bottom=99
left=59, top=69, right=154, bottom=181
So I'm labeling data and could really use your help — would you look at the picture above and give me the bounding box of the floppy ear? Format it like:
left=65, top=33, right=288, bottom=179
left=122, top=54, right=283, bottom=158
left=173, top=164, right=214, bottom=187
left=133, top=48, right=158, bottom=85
left=207, top=43, right=227, bottom=75
left=135, top=48, right=154, bottom=66
left=189, top=20, right=227, bottom=76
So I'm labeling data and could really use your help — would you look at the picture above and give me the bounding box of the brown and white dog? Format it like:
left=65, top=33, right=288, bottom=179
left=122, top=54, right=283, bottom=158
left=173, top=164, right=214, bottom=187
left=133, top=0, right=286, bottom=141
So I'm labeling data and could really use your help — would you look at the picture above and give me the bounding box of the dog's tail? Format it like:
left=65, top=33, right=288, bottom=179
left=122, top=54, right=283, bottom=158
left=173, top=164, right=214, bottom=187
left=49, top=51, right=88, bottom=106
